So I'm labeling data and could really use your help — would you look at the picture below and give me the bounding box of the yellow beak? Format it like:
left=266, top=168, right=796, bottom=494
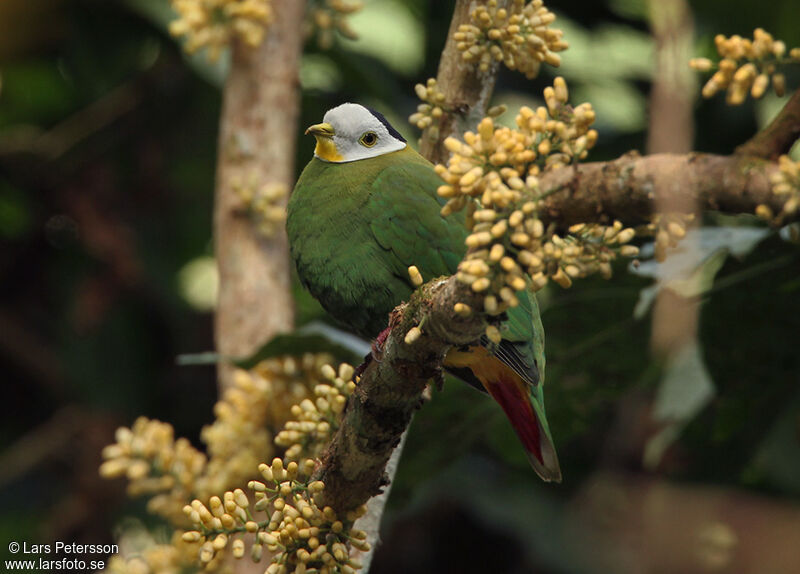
left=305, top=122, right=335, bottom=137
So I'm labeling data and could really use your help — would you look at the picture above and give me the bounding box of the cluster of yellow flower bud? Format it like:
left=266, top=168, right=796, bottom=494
left=100, top=417, right=208, bottom=526
left=756, top=155, right=800, bottom=223
left=183, top=455, right=369, bottom=574
left=454, top=0, right=567, bottom=78
left=434, top=78, right=639, bottom=324
left=99, top=354, right=334, bottom=524
left=436, top=77, right=595, bottom=213
left=305, top=0, right=362, bottom=50
left=648, top=213, right=694, bottom=262
left=408, top=78, right=509, bottom=143
left=104, top=531, right=203, bottom=574
left=233, top=175, right=289, bottom=238
left=198, top=354, right=332, bottom=496
left=169, top=0, right=273, bottom=61
left=690, top=29, right=800, bottom=105
left=100, top=356, right=361, bottom=573
left=409, top=78, right=448, bottom=139
left=275, top=363, right=356, bottom=460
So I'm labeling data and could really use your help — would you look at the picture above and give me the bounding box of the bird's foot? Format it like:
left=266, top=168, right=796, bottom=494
left=351, top=326, right=392, bottom=382
left=371, top=326, right=392, bottom=362
left=351, top=353, right=371, bottom=382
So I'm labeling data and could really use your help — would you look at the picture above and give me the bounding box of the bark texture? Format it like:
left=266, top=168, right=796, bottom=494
left=313, top=279, right=486, bottom=512
left=536, top=152, right=787, bottom=228
left=214, top=1, right=305, bottom=390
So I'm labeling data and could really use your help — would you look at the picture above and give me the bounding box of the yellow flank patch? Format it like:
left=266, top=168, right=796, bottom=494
left=314, top=137, right=343, bottom=162
left=445, top=346, right=527, bottom=394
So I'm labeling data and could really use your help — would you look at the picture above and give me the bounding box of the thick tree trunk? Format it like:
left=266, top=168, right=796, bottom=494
left=213, top=1, right=305, bottom=390
left=647, top=0, right=698, bottom=358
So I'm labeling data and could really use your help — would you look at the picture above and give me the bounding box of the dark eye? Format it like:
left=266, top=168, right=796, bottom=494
left=359, top=131, right=378, bottom=147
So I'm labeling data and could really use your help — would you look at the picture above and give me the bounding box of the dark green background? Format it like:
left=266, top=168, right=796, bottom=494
left=1, top=1, right=799, bottom=572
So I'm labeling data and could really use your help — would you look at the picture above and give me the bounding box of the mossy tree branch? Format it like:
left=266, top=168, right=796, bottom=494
left=312, top=279, right=486, bottom=512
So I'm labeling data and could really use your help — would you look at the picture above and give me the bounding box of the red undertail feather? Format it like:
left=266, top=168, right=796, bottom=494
left=444, top=346, right=561, bottom=482
left=485, top=378, right=544, bottom=464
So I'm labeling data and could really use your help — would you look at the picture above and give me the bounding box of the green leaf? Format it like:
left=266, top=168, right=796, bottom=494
left=233, top=324, right=367, bottom=370
left=631, top=227, right=771, bottom=318
left=644, top=341, right=716, bottom=469
left=340, top=0, right=424, bottom=75
left=752, top=396, right=800, bottom=494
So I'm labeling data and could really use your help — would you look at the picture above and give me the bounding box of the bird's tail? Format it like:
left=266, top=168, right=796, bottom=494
left=483, top=374, right=562, bottom=482
left=445, top=347, right=562, bottom=482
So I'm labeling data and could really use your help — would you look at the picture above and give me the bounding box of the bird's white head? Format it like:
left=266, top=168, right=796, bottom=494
left=305, top=103, right=407, bottom=163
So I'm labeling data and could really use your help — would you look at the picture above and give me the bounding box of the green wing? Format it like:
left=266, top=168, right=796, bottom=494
left=364, top=156, right=546, bottom=386
left=366, top=160, right=466, bottom=285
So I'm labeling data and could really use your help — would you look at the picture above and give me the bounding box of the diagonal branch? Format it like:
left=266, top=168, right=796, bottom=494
left=312, top=278, right=485, bottom=512
left=537, top=152, right=786, bottom=229
left=735, top=89, right=800, bottom=160
left=303, top=0, right=794, bottom=547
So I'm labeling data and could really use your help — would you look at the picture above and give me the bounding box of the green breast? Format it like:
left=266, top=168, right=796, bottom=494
left=287, top=148, right=439, bottom=338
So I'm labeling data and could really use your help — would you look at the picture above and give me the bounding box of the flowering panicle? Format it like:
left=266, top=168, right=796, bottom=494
left=100, top=417, right=207, bottom=526
left=408, top=77, right=508, bottom=142
left=233, top=175, right=289, bottom=238
left=755, top=155, right=800, bottom=223
left=195, top=355, right=328, bottom=497
left=306, top=0, right=363, bottom=50
left=408, top=78, right=448, bottom=141
left=690, top=28, right=800, bottom=105
left=100, top=354, right=344, bottom=570
left=169, top=0, right=273, bottom=61
left=275, top=363, right=357, bottom=461
left=648, top=213, right=695, bottom=262
left=454, top=0, right=567, bottom=78
left=104, top=531, right=206, bottom=574
left=433, top=77, right=639, bottom=333
left=182, top=454, right=369, bottom=574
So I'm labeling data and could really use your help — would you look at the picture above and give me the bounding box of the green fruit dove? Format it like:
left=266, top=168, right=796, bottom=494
left=286, top=103, right=561, bottom=482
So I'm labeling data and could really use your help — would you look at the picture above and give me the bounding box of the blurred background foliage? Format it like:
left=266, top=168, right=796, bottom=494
left=1, top=0, right=799, bottom=573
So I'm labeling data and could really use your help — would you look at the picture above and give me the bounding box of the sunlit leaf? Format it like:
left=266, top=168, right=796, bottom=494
left=341, top=0, right=424, bottom=75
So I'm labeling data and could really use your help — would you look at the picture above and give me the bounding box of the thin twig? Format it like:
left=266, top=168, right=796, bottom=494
left=735, top=89, right=800, bottom=160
